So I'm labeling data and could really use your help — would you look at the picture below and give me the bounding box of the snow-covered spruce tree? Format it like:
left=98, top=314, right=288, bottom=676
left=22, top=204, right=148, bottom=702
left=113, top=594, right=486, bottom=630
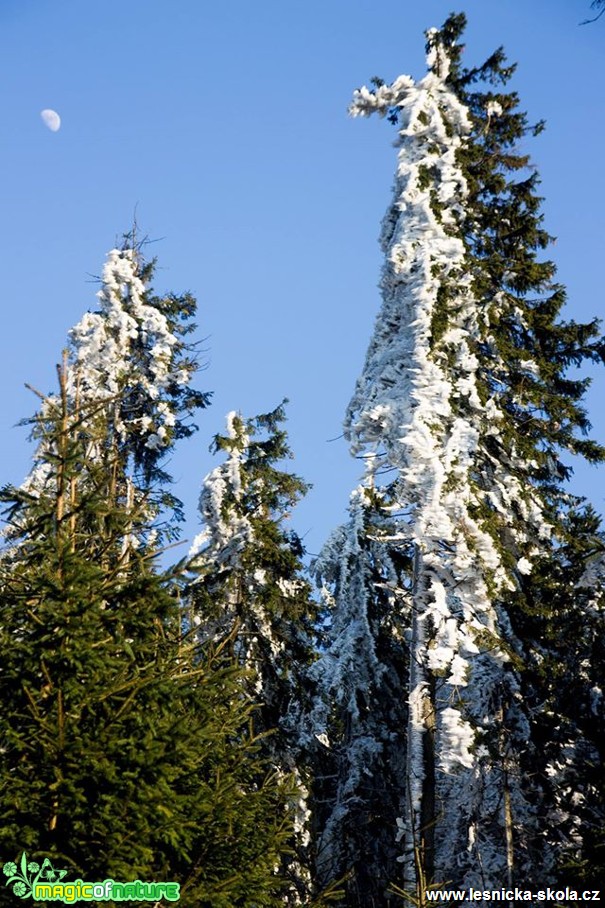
left=0, top=364, right=297, bottom=908
left=12, top=238, right=210, bottom=556
left=307, top=469, right=411, bottom=906
left=188, top=403, right=318, bottom=903
left=344, top=16, right=605, bottom=893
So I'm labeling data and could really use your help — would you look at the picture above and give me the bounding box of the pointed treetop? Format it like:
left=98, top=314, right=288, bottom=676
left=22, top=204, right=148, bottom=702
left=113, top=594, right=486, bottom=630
left=8, top=237, right=210, bottom=552
left=69, top=243, right=208, bottom=468
left=425, top=13, right=467, bottom=79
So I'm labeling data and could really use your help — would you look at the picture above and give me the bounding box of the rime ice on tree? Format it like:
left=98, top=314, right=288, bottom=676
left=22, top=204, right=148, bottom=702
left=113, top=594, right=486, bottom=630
left=344, top=29, right=549, bottom=889
left=189, top=405, right=314, bottom=722
left=13, top=244, right=208, bottom=553
left=70, top=248, right=187, bottom=456
left=308, top=473, right=409, bottom=902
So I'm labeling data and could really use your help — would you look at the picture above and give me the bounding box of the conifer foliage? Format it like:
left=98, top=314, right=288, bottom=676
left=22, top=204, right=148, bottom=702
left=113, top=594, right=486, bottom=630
left=188, top=403, right=318, bottom=902
left=308, top=476, right=410, bottom=905
left=1, top=13, right=604, bottom=907
left=16, top=240, right=210, bottom=551
left=189, top=402, right=316, bottom=748
left=339, top=13, right=605, bottom=897
left=583, top=0, right=605, bottom=23
left=0, top=247, right=297, bottom=907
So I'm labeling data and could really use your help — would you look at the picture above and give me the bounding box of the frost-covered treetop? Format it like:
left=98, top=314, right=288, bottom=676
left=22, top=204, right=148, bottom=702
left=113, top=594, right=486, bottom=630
left=342, top=27, right=552, bottom=832
left=344, top=29, right=550, bottom=587
left=349, top=26, right=469, bottom=139
left=189, top=411, right=253, bottom=570
left=190, top=403, right=310, bottom=580
left=346, top=33, right=472, bottom=454
left=69, top=247, right=193, bottom=456
left=9, top=241, right=208, bottom=548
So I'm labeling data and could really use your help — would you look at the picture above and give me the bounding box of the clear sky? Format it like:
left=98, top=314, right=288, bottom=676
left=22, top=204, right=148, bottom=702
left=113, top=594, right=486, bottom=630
left=1, top=0, right=603, bottom=559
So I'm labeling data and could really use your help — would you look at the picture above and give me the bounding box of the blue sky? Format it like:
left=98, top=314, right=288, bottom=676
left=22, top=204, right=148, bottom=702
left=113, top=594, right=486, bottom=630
left=1, top=0, right=603, bottom=558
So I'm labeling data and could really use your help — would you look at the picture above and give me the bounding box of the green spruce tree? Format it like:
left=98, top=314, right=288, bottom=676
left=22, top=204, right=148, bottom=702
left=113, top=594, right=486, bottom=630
left=188, top=402, right=319, bottom=904
left=0, top=248, right=297, bottom=907
left=9, top=237, right=210, bottom=555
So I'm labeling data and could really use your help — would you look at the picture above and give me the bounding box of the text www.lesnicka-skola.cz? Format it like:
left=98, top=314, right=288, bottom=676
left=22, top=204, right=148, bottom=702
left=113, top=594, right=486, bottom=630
left=425, top=887, right=601, bottom=902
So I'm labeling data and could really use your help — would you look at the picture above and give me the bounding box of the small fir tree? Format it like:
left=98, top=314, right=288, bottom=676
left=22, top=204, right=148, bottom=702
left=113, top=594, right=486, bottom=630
left=189, top=403, right=316, bottom=741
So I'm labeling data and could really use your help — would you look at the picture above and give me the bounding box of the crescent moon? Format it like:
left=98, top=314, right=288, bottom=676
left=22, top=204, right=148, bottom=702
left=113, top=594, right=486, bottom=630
left=40, top=109, right=61, bottom=132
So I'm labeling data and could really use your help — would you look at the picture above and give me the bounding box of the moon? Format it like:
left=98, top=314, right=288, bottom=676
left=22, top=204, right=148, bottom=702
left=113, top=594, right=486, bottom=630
left=40, top=109, right=61, bottom=132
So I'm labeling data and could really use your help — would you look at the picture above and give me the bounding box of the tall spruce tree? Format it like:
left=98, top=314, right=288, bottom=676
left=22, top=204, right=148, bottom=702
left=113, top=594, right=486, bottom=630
left=441, top=14, right=605, bottom=887
left=342, top=15, right=605, bottom=896
left=188, top=403, right=318, bottom=904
